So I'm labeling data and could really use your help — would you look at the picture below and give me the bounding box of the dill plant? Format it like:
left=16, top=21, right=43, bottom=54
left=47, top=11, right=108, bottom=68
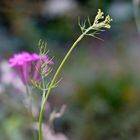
left=36, top=9, right=112, bottom=140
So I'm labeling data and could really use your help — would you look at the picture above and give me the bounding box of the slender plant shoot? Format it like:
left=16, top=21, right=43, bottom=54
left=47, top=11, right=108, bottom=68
left=38, top=9, right=112, bottom=140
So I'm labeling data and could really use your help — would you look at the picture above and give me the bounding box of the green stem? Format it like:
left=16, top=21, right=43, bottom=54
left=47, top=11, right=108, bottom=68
left=39, top=26, right=92, bottom=140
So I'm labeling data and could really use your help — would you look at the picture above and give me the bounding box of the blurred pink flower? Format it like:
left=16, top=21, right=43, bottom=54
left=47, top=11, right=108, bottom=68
left=9, top=52, right=54, bottom=84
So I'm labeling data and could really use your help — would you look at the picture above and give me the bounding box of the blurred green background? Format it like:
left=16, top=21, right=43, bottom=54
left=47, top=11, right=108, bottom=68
left=0, top=0, right=140, bottom=140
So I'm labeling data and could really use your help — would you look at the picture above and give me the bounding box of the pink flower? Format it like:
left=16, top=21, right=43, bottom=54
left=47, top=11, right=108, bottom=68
left=9, top=52, right=54, bottom=84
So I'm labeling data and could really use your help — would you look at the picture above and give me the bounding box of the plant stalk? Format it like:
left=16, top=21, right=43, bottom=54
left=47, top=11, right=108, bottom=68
left=39, top=26, right=92, bottom=140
